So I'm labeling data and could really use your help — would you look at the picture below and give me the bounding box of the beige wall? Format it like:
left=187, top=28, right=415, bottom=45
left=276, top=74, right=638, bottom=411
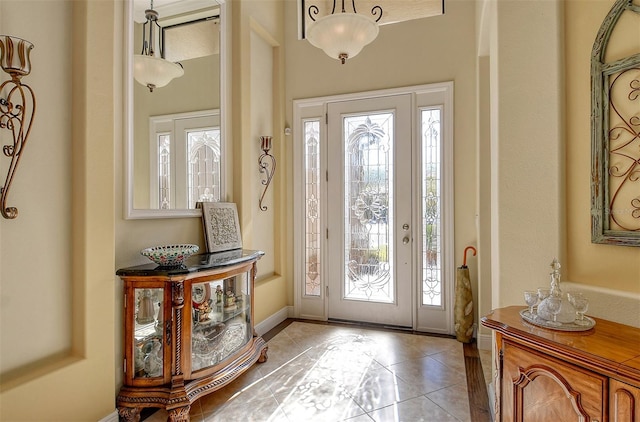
left=489, top=0, right=566, bottom=309
left=232, top=0, right=289, bottom=322
left=0, top=0, right=73, bottom=376
left=565, top=0, right=640, bottom=292
left=0, top=1, right=116, bottom=419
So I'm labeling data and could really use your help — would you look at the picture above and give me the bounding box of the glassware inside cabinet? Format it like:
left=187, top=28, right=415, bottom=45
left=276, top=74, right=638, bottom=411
left=133, top=287, right=164, bottom=379
left=191, top=271, right=252, bottom=372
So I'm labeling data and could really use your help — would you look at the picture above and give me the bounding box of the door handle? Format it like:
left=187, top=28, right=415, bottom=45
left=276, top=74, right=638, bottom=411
left=403, top=237, right=410, bottom=245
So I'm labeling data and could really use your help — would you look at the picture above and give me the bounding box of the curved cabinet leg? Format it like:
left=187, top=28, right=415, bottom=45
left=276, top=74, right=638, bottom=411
left=117, top=407, right=141, bottom=422
left=258, top=344, right=269, bottom=363
left=168, top=405, right=190, bottom=422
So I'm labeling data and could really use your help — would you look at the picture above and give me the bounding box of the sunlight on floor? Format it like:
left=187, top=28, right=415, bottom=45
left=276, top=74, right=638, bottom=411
left=145, top=322, right=471, bottom=422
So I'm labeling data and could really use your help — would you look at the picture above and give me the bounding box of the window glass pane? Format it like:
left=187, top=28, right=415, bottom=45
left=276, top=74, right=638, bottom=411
left=421, top=109, right=442, bottom=306
left=187, top=128, right=221, bottom=208
left=158, top=134, right=171, bottom=209
left=343, top=113, right=394, bottom=303
left=304, top=120, right=321, bottom=296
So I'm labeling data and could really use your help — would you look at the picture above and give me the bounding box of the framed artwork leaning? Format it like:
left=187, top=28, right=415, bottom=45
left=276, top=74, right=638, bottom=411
left=198, top=202, right=243, bottom=253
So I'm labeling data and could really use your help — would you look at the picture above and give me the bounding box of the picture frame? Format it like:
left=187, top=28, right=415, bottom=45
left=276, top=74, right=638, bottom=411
left=198, top=202, right=243, bottom=253
left=192, top=283, right=211, bottom=306
left=590, top=0, right=640, bottom=246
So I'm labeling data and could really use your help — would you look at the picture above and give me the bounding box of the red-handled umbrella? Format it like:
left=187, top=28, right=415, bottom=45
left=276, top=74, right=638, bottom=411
left=454, top=246, right=477, bottom=343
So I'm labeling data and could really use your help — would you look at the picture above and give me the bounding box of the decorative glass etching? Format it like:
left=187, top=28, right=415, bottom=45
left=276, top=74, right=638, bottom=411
left=421, top=109, right=442, bottom=306
left=158, top=134, right=171, bottom=209
left=591, top=0, right=640, bottom=246
left=343, top=113, right=394, bottom=302
left=304, top=120, right=321, bottom=296
left=188, top=128, right=221, bottom=209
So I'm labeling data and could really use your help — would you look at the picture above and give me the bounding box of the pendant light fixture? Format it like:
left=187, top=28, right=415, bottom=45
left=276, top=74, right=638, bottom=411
left=305, top=0, right=383, bottom=64
left=133, top=0, right=184, bottom=92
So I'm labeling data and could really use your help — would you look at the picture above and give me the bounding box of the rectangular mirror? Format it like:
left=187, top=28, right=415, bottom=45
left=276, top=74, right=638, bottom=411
left=124, top=0, right=230, bottom=219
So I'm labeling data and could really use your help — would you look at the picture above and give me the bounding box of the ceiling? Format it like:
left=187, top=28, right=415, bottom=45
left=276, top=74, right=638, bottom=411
left=133, top=0, right=220, bottom=23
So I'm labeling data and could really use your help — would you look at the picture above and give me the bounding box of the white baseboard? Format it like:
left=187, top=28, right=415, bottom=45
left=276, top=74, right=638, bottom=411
left=255, top=306, right=293, bottom=336
left=98, top=410, right=119, bottom=422
left=477, top=332, right=492, bottom=351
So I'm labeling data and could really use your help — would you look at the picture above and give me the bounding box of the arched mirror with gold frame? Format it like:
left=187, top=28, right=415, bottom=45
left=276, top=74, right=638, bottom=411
left=124, top=0, right=230, bottom=219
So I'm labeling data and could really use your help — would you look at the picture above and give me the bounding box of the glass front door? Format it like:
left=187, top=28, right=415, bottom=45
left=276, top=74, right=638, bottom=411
left=327, top=95, right=413, bottom=327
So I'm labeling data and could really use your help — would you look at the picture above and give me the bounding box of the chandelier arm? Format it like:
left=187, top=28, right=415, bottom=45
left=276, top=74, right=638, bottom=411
left=141, top=21, right=148, bottom=55
left=149, top=19, right=158, bottom=56
left=371, top=5, right=383, bottom=22
left=308, top=5, right=319, bottom=21
left=156, top=20, right=164, bottom=58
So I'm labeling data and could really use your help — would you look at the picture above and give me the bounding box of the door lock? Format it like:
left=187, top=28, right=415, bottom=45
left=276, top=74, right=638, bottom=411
left=402, top=223, right=409, bottom=231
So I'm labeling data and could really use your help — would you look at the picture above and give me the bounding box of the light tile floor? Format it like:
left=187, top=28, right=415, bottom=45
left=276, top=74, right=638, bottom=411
left=146, top=322, right=476, bottom=422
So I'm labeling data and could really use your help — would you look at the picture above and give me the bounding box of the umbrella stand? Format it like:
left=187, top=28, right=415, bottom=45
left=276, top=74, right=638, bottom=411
left=454, top=246, right=477, bottom=343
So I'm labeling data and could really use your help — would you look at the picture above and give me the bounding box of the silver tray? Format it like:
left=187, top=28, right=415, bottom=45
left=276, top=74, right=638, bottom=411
left=520, top=308, right=595, bottom=332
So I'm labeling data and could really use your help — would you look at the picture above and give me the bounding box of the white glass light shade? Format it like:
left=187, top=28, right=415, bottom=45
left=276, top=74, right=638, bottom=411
left=306, top=12, right=379, bottom=64
left=133, top=54, right=184, bottom=91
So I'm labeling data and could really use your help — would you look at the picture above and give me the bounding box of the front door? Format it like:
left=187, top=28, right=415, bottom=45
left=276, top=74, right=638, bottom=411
left=326, top=94, right=413, bottom=327
left=294, top=82, right=454, bottom=334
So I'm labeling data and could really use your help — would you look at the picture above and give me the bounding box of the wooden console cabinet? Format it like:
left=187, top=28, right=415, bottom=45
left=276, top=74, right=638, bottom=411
left=482, top=306, right=640, bottom=422
left=115, top=250, right=267, bottom=421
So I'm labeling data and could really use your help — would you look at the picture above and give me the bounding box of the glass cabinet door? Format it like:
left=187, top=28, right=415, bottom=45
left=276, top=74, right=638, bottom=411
left=190, top=270, right=252, bottom=373
left=132, top=287, right=165, bottom=379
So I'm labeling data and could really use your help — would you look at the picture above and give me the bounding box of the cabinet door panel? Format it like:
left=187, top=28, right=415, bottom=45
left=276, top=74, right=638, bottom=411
left=502, top=340, right=606, bottom=422
left=187, top=270, right=253, bottom=377
left=610, top=379, right=640, bottom=422
left=124, top=285, right=171, bottom=385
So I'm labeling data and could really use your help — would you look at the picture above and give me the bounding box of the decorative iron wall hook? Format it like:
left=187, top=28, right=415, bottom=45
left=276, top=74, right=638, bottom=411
left=258, top=136, right=276, bottom=211
left=0, top=35, right=36, bottom=219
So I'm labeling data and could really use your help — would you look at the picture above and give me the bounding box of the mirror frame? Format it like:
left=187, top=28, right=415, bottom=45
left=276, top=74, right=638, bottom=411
left=124, top=0, right=230, bottom=219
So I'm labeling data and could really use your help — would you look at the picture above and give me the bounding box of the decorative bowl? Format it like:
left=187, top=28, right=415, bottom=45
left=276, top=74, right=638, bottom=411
left=141, top=244, right=199, bottom=267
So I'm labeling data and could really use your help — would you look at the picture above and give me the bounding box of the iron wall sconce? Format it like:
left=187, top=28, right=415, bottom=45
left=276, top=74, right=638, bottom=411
left=0, top=35, right=36, bottom=219
left=258, top=136, right=276, bottom=211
